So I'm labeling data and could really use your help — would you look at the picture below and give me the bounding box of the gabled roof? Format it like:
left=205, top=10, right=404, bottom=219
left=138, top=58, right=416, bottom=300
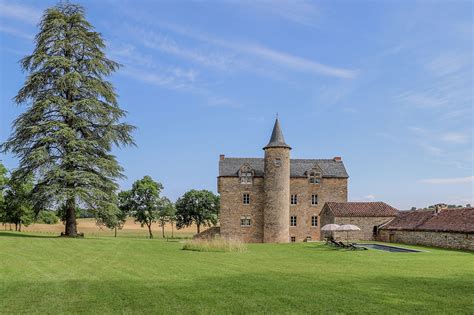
left=218, top=158, right=348, bottom=178
left=382, top=208, right=474, bottom=233
left=323, top=202, right=399, bottom=217
left=263, top=118, right=291, bottom=150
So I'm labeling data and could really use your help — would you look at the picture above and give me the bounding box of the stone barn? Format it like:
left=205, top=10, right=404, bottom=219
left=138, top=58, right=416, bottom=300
left=378, top=207, right=474, bottom=250
left=320, top=202, right=399, bottom=241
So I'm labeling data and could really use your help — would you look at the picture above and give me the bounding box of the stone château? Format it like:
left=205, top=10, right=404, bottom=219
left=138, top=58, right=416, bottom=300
left=218, top=118, right=348, bottom=243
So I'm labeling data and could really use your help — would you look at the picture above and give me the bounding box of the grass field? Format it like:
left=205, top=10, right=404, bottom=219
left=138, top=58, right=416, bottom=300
left=1, top=232, right=473, bottom=314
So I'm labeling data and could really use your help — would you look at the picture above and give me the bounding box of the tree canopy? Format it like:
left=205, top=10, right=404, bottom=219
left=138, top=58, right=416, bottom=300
left=121, top=176, right=163, bottom=239
left=175, top=190, right=219, bottom=234
left=0, top=3, right=134, bottom=236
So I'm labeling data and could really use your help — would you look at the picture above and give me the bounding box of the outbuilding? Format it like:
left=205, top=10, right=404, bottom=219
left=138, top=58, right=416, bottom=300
left=378, top=207, right=474, bottom=250
left=320, top=202, right=399, bottom=241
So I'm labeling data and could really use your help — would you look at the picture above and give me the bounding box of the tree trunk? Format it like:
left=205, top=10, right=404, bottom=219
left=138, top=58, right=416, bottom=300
left=65, top=198, right=77, bottom=236
left=161, top=223, right=165, bottom=238
left=197, top=223, right=200, bottom=234
left=18, top=222, right=21, bottom=232
left=171, top=223, right=174, bottom=238
left=114, top=227, right=117, bottom=238
left=15, top=222, right=18, bottom=231
left=147, top=223, right=153, bottom=239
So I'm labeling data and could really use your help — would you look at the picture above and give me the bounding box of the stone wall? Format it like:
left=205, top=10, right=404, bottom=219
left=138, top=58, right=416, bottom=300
left=319, top=209, right=394, bottom=241
left=289, top=177, right=347, bottom=241
left=263, top=147, right=291, bottom=243
left=378, top=230, right=474, bottom=251
left=333, top=216, right=394, bottom=241
left=218, top=176, right=265, bottom=243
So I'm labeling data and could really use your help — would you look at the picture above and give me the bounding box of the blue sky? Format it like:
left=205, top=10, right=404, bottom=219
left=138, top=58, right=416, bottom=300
left=0, top=0, right=472, bottom=209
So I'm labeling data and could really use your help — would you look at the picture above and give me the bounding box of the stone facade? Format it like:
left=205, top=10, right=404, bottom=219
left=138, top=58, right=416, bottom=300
left=332, top=216, right=393, bottom=241
left=219, top=176, right=265, bottom=242
left=263, top=147, right=291, bottom=243
left=289, top=178, right=347, bottom=241
left=378, top=230, right=474, bottom=251
left=218, top=118, right=349, bottom=243
left=218, top=174, right=348, bottom=243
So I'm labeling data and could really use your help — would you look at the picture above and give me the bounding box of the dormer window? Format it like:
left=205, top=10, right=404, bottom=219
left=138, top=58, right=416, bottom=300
left=307, top=166, right=322, bottom=184
left=309, top=171, right=321, bottom=184
left=239, top=164, right=253, bottom=184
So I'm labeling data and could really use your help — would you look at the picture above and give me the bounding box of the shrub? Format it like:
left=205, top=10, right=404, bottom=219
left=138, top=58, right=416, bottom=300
left=37, top=211, right=59, bottom=224
left=182, top=238, right=246, bottom=252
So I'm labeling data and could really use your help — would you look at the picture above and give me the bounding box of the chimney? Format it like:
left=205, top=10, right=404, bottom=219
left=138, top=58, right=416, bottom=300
left=219, top=154, right=225, bottom=161
left=434, top=203, right=447, bottom=214
left=333, top=156, right=342, bottom=162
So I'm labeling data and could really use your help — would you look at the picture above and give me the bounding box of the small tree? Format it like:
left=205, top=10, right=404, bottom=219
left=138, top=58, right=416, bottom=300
left=175, top=190, right=219, bottom=234
left=0, top=163, right=8, bottom=229
left=158, top=197, right=176, bottom=238
left=4, top=173, right=35, bottom=231
left=95, top=195, right=127, bottom=238
left=122, top=176, right=163, bottom=239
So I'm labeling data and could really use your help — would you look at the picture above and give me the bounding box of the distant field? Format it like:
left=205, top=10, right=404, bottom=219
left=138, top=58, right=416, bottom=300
left=12, top=218, right=199, bottom=238
left=1, top=232, right=473, bottom=314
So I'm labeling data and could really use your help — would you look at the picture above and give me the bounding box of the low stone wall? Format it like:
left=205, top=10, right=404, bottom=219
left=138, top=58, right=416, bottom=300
left=378, top=230, right=473, bottom=251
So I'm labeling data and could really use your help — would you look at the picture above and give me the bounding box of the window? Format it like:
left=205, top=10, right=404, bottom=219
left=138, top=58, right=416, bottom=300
left=243, top=193, right=250, bottom=204
left=240, top=171, right=252, bottom=184
left=311, top=194, right=318, bottom=205
left=274, top=158, right=281, bottom=167
left=309, top=171, right=321, bottom=184
left=290, top=216, right=297, bottom=226
left=290, top=236, right=296, bottom=242
left=291, top=194, right=298, bottom=205
left=240, top=216, right=251, bottom=226
left=311, top=216, right=318, bottom=227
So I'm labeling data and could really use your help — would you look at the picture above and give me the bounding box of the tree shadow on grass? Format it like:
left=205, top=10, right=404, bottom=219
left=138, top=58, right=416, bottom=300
left=0, top=231, right=59, bottom=239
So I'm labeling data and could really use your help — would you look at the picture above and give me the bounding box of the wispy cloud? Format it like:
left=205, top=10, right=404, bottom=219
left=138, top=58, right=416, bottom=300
left=0, top=24, right=33, bottom=40
left=121, top=67, right=240, bottom=108
left=126, top=21, right=356, bottom=79
left=440, top=132, right=469, bottom=144
left=425, top=53, right=470, bottom=77
left=420, top=176, right=474, bottom=185
left=0, top=1, right=41, bottom=25
left=229, top=0, right=321, bottom=27
left=126, top=26, right=238, bottom=72
left=396, top=93, right=447, bottom=108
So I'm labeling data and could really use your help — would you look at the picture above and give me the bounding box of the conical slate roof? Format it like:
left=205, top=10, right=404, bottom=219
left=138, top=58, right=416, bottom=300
left=263, top=118, right=291, bottom=150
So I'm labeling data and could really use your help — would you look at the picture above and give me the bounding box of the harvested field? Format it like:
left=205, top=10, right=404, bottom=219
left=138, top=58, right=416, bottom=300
left=5, top=218, right=201, bottom=238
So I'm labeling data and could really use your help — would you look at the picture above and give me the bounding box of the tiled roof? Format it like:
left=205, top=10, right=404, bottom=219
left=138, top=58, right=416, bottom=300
left=383, top=208, right=474, bottom=233
left=380, top=210, right=434, bottom=230
left=324, top=202, right=399, bottom=217
left=218, top=158, right=349, bottom=178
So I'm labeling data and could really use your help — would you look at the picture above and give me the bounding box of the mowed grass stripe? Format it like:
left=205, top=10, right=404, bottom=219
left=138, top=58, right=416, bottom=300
left=1, top=232, right=473, bottom=314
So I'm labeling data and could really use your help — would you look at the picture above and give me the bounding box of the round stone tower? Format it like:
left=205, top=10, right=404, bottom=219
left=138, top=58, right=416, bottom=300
left=263, top=118, right=291, bottom=243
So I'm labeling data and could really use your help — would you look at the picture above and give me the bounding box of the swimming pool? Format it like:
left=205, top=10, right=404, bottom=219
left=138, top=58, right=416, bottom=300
left=354, top=243, right=424, bottom=252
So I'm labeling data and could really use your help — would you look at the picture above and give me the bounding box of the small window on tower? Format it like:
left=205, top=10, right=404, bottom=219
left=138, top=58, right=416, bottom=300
left=291, top=194, right=297, bottom=205
left=243, top=193, right=250, bottom=204
left=311, top=194, right=318, bottom=205
left=290, top=216, right=297, bottom=226
left=311, top=216, right=318, bottom=227
left=274, top=158, right=281, bottom=167
left=240, top=216, right=251, bottom=226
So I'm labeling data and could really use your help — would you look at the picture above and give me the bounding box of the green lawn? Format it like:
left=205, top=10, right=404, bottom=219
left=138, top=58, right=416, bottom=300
left=1, top=232, right=473, bottom=314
